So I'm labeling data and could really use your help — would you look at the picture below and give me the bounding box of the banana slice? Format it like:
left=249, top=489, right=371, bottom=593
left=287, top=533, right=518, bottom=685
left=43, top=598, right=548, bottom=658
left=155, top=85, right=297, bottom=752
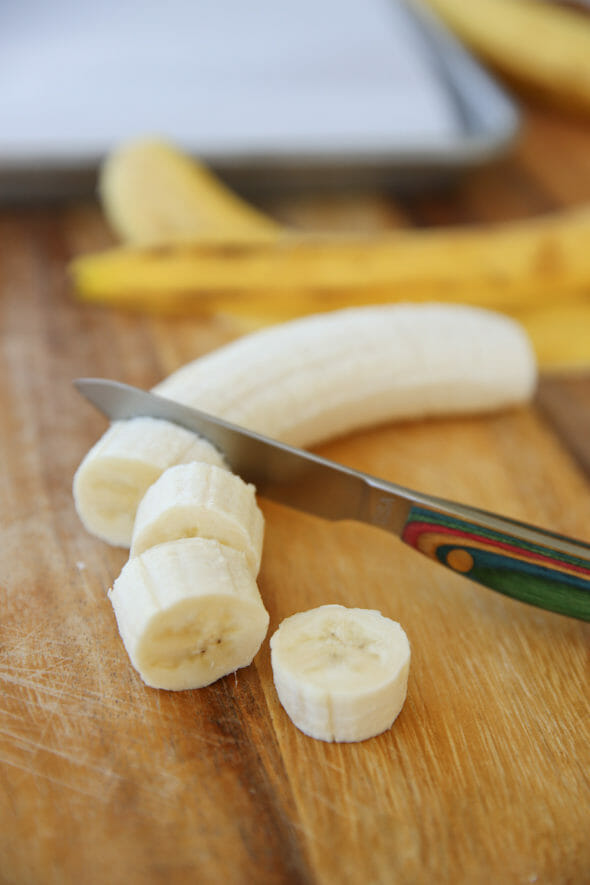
left=130, top=461, right=264, bottom=575
left=99, top=138, right=279, bottom=246
left=73, top=417, right=228, bottom=547
left=270, top=605, right=410, bottom=742
left=74, top=304, right=536, bottom=546
left=109, top=537, right=269, bottom=690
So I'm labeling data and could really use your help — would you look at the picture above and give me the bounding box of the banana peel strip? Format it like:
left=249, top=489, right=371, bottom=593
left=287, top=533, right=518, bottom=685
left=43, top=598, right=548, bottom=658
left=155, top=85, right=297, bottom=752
left=71, top=205, right=590, bottom=298
left=424, top=0, right=590, bottom=116
left=73, top=137, right=590, bottom=368
left=70, top=205, right=590, bottom=368
left=98, top=137, right=280, bottom=245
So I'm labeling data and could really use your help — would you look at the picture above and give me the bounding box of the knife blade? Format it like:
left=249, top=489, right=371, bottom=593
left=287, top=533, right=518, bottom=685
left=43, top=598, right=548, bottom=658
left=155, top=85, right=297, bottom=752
left=74, top=378, right=590, bottom=622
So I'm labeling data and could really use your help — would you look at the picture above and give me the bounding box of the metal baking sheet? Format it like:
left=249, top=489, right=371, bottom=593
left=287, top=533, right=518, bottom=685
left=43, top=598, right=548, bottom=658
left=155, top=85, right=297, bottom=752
left=0, top=0, right=519, bottom=201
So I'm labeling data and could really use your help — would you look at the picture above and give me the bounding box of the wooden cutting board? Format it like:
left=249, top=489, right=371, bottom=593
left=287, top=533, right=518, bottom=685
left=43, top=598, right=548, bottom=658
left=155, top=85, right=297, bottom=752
left=1, top=207, right=589, bottom=885
left=2, top=125, right=590, bottom=881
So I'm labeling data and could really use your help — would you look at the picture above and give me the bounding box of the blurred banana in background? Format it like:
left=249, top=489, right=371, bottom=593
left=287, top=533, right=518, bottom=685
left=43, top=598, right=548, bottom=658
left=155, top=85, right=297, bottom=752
left=71, top=85, right=590, bottom=371
left=423, top=0, right=590, bottom=116
left=99, top=139, right=280, bottom=245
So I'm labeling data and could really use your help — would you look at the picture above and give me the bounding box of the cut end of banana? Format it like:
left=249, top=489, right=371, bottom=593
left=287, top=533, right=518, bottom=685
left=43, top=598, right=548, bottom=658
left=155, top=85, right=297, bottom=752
left=270, top=604, right=410, bottom=742
left=109, top=537, right=269, bottom=691
left=130, top=461, right=264, bottom=574
left=73, top=417, right=228, bottom=548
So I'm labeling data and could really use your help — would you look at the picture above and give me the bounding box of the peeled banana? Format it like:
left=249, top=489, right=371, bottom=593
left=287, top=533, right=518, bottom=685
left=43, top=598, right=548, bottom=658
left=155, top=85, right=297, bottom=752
left=270, top=604, right=411, bottom=742
left=77, top=303, right=533, bottom=714
left=76, top=305, right=533, bottom=705
left=153, top=303, right=536, bottom=446
left=130, top=461, right=264, bottom=575
left=109, top=537, right=269, bottom=690
left=98, top=138, right=279, bottom=245
left=73, top=304, right=536, bottom=547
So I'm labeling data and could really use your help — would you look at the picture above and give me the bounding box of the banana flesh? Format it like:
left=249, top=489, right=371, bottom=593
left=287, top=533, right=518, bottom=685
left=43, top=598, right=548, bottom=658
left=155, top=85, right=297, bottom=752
left=154, top=303, right=536, bottom=447
left=73, top=417, right=228, bottom=547
left=73, top=304, right=536, bottom=547
left=270, top=605, right=411, bottom=742
left=109, top=537, right=269, bottom=690
left=76, top=304, right=533, bottom=705
left=98, top=138, right=279, bottom=245
left=74, top=136, right=551, bottom=718
left=130, top=462, right=264, bottom=575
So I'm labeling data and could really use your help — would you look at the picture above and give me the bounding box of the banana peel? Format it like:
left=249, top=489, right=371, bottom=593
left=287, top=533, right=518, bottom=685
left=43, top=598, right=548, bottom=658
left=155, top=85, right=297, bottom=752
left=512, top=303, right=590, bottom=372
left=72, top=138, right=590, bottom=369
left=98, top=138, right=280, bottom=245
left=423, top=0, right=590, bottom=116
left=72, top=204, right=590, bottom=306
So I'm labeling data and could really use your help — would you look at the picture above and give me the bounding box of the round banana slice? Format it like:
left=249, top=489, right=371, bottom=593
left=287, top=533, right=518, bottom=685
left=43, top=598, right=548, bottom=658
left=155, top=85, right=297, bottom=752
left=130, top=461, right=264, bottom=575
left=270, top=604, right=410, bottom=742
left=73, top=417, right=228, bottom=547
left=109, top=537, right=269, bottom=690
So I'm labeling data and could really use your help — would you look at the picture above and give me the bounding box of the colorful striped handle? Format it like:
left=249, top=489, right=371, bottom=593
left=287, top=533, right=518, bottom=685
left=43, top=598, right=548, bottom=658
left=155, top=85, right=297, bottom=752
left=401, top=505, right=590, bottom=620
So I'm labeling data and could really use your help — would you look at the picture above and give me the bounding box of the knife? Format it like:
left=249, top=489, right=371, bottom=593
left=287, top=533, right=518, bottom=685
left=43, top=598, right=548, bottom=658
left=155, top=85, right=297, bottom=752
left=74, top=378, right=590, bottom=622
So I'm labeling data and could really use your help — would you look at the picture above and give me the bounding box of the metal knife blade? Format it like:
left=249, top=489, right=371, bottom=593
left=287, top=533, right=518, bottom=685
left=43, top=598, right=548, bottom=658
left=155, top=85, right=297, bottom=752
left=74, top=378, right=590, bottom=621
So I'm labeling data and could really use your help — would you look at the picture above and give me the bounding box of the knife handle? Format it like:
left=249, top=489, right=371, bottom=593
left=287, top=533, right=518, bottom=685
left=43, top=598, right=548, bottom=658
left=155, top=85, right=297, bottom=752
left=401, top=504, right=590, bottom=621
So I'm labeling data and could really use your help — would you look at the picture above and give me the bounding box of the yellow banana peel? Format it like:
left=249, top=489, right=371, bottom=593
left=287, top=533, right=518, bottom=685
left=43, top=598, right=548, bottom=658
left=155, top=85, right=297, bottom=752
left=424, top=0, right=590, bottom=115
left=73, top=137, right=590, bottom=369
left=98, top=138, right=280, bottom=245
left=72, top=204, right=590, bottom=308
left=511, top=303, right=590, bottom=372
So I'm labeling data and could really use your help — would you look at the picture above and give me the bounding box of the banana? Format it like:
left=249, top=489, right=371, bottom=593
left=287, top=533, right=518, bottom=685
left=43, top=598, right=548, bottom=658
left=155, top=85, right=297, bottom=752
left=130, top=462, right=264, bottom=575
left=423, top=0, right=590, bottom=116
left=73, top=417, right=228, bottom=547
left=154, top=304, right=536, bottom=447
left=270, top=604, right=411, bottom=742
left=98, top=138, right=280, bottom=246
left=108, top=537, right=269, bottom=690
left=73, top=304, right=536, bottom=547
left=70, top=204, right=590, bottom=315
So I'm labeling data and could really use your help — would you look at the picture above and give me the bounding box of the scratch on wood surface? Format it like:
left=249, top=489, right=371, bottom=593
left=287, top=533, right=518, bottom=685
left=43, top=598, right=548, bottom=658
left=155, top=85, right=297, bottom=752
left=0, top=679, right=198, bottom=807
left=0, top=755, right=123, bottom=802
left=0, top=725, right=122, bottom=779
left=0, top=615, right=257, bottom=817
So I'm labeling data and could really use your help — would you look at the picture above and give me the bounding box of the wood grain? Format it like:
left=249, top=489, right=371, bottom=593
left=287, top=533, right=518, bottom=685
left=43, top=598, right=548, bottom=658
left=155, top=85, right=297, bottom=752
left=1, top=105, right=590, bottom=885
